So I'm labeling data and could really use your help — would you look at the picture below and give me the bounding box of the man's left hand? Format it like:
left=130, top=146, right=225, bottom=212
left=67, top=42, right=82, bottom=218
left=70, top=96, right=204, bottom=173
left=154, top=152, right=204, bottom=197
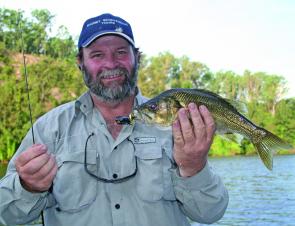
left=172, top=103, right=216, bottom=177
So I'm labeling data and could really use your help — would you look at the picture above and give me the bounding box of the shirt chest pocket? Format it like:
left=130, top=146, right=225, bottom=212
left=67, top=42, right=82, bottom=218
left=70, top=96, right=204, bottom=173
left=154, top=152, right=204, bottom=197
left=134, top=145, right=176, bottom=202
left=53, top=150, right=98, bottom=213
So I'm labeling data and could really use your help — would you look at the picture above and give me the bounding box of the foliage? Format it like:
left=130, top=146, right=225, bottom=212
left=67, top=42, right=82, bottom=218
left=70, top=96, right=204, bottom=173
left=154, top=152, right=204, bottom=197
left=0, top=38, right=84, bottom=160
left=274, top=98, right=295, bottom=147
left=0, top=8, right=76, bottom=57
left=138, top=52, right=176, bottom=97
left=0, top=7, right=294, bottom=161
left=210, top=136, right=240, bottom=156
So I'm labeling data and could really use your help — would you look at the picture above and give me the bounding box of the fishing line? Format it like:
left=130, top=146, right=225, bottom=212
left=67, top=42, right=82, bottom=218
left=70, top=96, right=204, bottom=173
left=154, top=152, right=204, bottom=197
left=17, top=14, right=132, bottom=225
left=18, top=12, right=44, bottom=226
left=21, top=34, right=35, bottom=144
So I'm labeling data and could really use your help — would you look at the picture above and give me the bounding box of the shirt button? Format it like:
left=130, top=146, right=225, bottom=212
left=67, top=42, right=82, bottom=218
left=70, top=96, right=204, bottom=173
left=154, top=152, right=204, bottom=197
left=115, top=204, right=120, bottom=209
left=113, top=173, right=118, bottom=179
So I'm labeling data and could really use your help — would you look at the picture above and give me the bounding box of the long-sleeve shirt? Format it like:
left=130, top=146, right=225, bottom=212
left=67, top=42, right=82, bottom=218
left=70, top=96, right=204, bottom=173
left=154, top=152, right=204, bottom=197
left=0, top=91, right=228, bottom=226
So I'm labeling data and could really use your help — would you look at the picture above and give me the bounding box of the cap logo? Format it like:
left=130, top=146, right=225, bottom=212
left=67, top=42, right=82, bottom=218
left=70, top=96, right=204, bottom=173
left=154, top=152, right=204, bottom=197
left=102, top=18, right=128, bottom=26
left=86, top=20, right=100, bottom=27
left=115, top=27, right=123, bottom=33
left=87, top=18, right=128, bottom=28
left=78, top=13, right=134, bottom=48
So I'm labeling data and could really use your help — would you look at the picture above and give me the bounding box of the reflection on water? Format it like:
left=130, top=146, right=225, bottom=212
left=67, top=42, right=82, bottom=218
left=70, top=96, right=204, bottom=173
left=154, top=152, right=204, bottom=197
left=193, top=155, right=295, bottom=226
left=1, top=155, right=295, bottom=226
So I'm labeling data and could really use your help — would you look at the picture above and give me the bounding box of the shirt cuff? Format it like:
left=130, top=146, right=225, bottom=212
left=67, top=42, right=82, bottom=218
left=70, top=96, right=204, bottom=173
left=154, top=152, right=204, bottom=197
left=170, top=162, right=215, bottom=190
left=14, top=174, right=48, bottom=201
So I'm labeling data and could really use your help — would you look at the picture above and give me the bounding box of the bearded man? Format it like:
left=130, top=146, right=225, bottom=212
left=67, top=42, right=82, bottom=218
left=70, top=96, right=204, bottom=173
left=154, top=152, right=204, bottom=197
left=0, top=13, right=228, bottom=226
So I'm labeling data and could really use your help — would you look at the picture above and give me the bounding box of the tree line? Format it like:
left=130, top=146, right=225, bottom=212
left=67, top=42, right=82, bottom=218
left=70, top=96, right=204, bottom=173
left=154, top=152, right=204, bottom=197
left=0, top=8, right=294, bottom=161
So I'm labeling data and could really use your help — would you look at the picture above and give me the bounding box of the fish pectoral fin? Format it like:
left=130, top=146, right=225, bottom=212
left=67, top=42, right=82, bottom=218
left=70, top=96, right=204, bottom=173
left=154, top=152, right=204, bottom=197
left=218, top=134, right=239, bottom=143
left=171, top=97, right=184, bottom=109
left=215, top=121, right=233, bottom=135
left=225, top=98, right=248, bottom=116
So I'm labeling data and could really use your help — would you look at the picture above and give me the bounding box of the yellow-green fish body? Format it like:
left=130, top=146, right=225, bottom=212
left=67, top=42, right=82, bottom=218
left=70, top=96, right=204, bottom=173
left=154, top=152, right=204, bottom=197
left=126, top=88, right=293, bottom=170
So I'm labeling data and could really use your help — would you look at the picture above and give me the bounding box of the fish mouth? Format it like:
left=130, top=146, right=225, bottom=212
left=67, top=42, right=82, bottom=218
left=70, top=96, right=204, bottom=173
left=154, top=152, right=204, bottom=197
left=115, top=110, right=138, bottom=125
left=115, top=115, right=132, bottom=125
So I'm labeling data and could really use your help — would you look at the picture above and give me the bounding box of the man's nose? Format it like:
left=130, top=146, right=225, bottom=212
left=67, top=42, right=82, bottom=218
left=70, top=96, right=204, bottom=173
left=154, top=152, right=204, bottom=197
left=102, top=54, right=119, bottom=69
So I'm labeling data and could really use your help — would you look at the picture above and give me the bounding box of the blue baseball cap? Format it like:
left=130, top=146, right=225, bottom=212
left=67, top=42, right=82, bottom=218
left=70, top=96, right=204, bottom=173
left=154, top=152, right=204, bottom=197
left=78, top=13, right=135, bottom=49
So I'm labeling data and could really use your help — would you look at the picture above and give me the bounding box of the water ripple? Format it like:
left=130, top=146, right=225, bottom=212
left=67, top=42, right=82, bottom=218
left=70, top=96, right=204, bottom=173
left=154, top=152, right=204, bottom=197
left=192, top=155, right=295, bottom=226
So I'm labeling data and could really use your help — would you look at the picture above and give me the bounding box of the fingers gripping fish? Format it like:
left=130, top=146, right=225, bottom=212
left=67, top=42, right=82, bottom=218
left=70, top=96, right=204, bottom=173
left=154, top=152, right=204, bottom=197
left=116, top=88, right=293, bottom=170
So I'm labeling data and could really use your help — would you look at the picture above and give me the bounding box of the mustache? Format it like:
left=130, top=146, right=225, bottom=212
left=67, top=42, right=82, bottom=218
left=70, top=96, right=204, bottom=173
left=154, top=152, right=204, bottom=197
left=97, top=68, right=128, bottom=79
left=81, top=64, right=137, bottom=103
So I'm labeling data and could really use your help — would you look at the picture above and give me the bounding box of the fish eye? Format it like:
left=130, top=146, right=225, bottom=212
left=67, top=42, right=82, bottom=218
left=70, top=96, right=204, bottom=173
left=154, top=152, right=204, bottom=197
left=149, top=103, right=157, bottom=111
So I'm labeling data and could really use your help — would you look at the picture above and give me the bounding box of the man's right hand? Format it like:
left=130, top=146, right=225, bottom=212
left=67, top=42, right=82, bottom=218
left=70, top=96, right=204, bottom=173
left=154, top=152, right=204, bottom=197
left=15, top=144, right=58, bottom=192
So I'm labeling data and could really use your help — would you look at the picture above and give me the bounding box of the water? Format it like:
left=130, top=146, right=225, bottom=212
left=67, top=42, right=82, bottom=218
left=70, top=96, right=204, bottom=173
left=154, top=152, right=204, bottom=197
left=192, top=155, right=295, bottom=226
left=1, top=155, right=295, bottom=226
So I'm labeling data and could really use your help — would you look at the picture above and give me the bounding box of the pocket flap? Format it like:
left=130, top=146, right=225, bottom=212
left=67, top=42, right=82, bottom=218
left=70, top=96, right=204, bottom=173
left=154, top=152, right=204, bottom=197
left=56, top=150, right=97, bottom=167
left=134, top=146, right=162, bottom=160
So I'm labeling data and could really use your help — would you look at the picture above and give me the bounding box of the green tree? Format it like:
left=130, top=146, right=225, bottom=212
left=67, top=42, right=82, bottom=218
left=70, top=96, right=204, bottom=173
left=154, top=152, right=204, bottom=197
left=25, top=9, right=54, bottom=54
left=138, top=52, right=177, bottom=97
left=209, top=71, right=241, bottom=100
left=0, top=8, right=24, bottom=52
left=170, top=56, right=212, bottom=89
left=0, top=8, right=76, bottom=57
left=0, top=47, right=31, bottom=161
left=45, top=26, right=76, bottom=58
left=27, top=57, right=85, bottom=118
left=274, top=98, right=295, bottom=147
left=0, top=43, right=84, bottom=161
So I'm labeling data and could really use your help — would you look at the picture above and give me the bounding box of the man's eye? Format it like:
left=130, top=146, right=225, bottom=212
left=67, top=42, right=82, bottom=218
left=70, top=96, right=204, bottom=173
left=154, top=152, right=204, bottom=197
left=90, top=52, right=103, bottom=58
left=117, top=50, right=127, bottom=55
left=93, top=53, right=103, bottom=58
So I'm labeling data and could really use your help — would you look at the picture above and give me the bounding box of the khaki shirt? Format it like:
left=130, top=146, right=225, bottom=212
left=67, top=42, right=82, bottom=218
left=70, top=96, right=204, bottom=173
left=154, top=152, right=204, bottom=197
left=0, top=91, right=228, bottom=226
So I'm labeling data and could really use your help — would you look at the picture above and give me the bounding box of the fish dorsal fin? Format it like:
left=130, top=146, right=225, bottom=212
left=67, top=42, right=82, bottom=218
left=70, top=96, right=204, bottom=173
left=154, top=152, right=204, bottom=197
left=190, top=88, right=245, bottom=114
left=158, top=90, right=184, bottom=108
left=158, top=88, right=247, bottom=115
left=167, top=88, right=235, bottom=111
left=224, top=98, right=248, bottom=116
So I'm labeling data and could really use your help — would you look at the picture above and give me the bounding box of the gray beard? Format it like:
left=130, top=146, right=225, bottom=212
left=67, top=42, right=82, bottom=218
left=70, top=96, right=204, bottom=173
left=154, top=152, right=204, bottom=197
left=82, top=66, right=138, bottom=104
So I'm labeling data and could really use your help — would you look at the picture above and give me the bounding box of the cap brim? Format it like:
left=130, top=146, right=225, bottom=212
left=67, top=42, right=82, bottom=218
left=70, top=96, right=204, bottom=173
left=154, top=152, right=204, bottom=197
left=81, top=31, right=135, bottom=47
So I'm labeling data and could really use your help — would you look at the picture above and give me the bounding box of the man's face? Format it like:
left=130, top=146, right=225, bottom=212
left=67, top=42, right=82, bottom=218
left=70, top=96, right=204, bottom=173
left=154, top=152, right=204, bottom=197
left=79, top=35, right=138, bottom=103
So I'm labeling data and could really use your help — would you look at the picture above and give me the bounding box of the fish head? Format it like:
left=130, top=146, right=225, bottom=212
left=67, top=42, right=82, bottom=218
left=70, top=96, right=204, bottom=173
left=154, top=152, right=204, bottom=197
left=133, top=97, right=180, bottom=126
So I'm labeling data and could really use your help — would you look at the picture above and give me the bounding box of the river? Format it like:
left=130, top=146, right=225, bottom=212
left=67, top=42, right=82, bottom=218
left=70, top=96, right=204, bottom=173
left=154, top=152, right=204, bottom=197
left=192, top=155, right=295, bottom=226
left=1, top=155, right=295, bottom=226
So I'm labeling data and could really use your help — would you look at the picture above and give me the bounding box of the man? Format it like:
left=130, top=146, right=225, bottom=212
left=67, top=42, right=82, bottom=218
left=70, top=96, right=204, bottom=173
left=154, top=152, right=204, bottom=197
left=0, top=13, right=228, bottom=226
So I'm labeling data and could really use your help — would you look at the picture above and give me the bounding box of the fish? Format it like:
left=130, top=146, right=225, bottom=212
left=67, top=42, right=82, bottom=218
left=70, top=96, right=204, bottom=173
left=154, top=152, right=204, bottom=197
left=116, top=88, right=293, bottom=170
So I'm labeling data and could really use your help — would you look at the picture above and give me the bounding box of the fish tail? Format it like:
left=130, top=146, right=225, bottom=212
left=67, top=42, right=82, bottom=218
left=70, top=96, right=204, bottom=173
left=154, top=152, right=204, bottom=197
left=253, top=130, right=293, bottom=170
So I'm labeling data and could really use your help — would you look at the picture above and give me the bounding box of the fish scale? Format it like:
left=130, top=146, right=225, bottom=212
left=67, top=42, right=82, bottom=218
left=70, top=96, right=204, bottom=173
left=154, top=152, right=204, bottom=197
left=116, top=88, right=293, bottom=170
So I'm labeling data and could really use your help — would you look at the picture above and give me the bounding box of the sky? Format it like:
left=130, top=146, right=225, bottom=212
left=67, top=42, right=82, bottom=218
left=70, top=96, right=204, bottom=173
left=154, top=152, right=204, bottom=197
left=1, top=0, right=295, bottom=98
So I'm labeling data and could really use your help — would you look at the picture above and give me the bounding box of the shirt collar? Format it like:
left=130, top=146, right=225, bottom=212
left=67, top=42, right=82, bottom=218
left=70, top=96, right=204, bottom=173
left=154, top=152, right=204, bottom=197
left=75, top=91, right=93, bottom=116
left=134, top=87, right=149, bottom=107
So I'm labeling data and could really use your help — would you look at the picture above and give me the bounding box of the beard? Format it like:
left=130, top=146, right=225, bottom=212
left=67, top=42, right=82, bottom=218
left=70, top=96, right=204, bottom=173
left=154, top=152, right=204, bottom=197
left=81, top=65, right=138, bottom=104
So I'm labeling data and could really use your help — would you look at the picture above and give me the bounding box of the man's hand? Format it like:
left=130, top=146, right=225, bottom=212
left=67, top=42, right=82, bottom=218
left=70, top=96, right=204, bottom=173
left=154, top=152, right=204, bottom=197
left=172, top=103, right=216, bottom=177
left=15, top=144, right=58, bottom=192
